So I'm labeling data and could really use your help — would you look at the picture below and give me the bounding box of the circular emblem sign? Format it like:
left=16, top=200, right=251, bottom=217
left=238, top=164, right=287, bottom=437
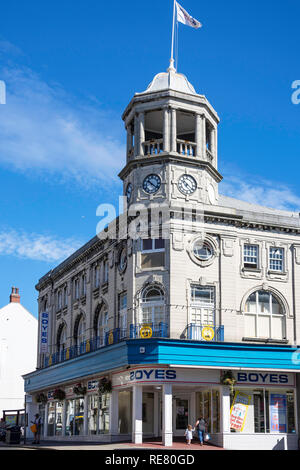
left=108, top=332, right=114, bottom=345
left=140, top=326, right=153, bottom=339
left=202, top=326, right=215, bottom=342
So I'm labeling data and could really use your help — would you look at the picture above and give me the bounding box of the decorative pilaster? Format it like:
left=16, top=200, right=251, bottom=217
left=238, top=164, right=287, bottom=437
left=163, top=107, right=170, bottom=152
left=132, top=385, right=143, bottom=444
left=171, top=108, right=177, bottom=153
left=162, top=383, right=173, bottom=447
left=139, top=112, right=145, bottom=156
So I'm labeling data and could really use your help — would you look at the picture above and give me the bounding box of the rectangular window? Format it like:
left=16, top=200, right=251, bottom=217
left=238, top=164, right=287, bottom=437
left=244, top=244, right=259, bottom=269
left=142, top=238, right=165, bottom=252
left=74, top=279, right=80, bottom=300
left=103, top=260, right=109, bottom=283
left=269, top=247, right=284, bottom=272
left=94, top=265, right=100, bottom=288
left=190, top=286, right=215, bottom=327
left=81, top=274, right=86, bottom=296
left=141, top=239, right=165, bottom=269
left=63, top=286, right=68, bottom=307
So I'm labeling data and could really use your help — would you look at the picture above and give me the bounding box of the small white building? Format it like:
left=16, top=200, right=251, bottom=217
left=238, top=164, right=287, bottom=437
left=0, top=288, right=38, bottom=417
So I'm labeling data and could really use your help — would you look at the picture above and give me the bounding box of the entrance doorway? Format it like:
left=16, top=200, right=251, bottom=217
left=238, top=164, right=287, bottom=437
left=173, top=395, right=190, bottom=436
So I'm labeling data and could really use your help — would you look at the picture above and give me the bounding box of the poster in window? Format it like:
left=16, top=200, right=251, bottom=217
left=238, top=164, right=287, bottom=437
left=270, top=394, right=287, bottom=433
left=230, top=391, right=252, bottom=432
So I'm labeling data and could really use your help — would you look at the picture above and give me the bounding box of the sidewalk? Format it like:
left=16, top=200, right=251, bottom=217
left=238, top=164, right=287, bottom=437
left=0, top=438, right=224, bottom=451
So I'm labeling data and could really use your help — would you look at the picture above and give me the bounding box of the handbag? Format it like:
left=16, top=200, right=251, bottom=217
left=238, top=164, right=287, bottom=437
left=204, top=433, right=211, bottom=441
left=30, top=424, right=37, bottom=433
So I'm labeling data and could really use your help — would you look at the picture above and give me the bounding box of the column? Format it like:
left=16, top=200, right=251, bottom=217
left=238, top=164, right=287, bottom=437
left=163, top=107, right=170, bottom=153
left=139, top=112, right=145, bottom=157
left=195, top=113, right=201, bottom=158
left=221, top=386, right=231, bottom=434
left=109, top=390, right=119, bottom=439
left=162, top=384, right=173, bottom=447
left=210, top=127, right=216, bottom=161
left=171, top=108, right=177, bottom=153
left=62, top=400, right=67, bottom=437
left=132, top=385, right=143, bottom=444
left=83, top=394, right=89, bottom=436
left=134, top=114, right=139, bottom=158
left=126, top=126, right=133, bottom=160
left=43, top=402, right=49, bottom=438
left=201, top=114, right=206, bottom=160
left=190, top=392, right=196, bottom=428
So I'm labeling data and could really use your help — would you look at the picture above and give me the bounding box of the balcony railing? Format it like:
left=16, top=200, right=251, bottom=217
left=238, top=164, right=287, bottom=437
left=186, top=324, right=224, bottom=342
left=43, top=323, right=224, bottom=368
left=177, top=139, right=196, bottom=157
left=142, top=139, right=197, bottom=158
left=143, top=139, right=164, bottom=156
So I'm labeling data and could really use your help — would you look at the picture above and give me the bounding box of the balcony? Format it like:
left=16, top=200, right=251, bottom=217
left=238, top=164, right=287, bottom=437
left=43, top=323, right=169, bottom=368
left=186, top=324, right=224, bottom=342
left=142, top=139, right=197, bottom=158
left=43, top=323, right=224, bottom=368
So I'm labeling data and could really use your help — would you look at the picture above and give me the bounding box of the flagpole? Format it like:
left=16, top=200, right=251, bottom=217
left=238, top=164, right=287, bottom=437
left=169, top=0, right=176, bottom=71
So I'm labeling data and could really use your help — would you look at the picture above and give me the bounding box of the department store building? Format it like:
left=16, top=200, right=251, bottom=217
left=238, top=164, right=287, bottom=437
left=24, top=64, right=300, bottom=450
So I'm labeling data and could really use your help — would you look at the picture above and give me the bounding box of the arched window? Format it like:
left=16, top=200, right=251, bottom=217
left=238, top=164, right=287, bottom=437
left=96, top=306, right=108, bottom=347
left=74, top=315, right=86, bottom=347
left=141, top=285, right=165, bottom=325
left=244, top=290, right=286, bottom=339
left=57, top=324, right=67, bottom=353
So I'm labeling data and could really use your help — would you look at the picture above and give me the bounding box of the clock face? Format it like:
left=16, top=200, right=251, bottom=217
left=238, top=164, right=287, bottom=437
left=126, top=183, right=133, bottom=203
left=178, top=174, right=197, bottom=195
left=143, top=174, right=161, bottom=194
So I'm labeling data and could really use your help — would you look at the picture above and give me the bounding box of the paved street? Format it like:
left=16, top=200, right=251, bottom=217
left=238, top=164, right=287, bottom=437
left=0, top=438, right=224, bottom=451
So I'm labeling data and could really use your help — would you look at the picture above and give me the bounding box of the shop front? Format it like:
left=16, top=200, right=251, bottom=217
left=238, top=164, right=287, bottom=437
left=33, top=366, right=298, bottom=449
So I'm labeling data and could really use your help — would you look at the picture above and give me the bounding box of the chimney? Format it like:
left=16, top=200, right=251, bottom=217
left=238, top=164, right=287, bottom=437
left=10, top=287, right=20, bottom=303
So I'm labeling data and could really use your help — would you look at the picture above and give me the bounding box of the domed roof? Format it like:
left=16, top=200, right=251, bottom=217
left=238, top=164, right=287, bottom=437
left=137, top=61, right=197, bottom=96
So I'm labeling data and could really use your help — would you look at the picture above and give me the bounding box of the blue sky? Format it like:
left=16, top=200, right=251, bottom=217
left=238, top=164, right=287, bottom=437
left=0, top=0, right=299, bottom=316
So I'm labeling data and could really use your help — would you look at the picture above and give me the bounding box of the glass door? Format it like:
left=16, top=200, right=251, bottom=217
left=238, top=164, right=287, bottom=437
left=174, top=397, right=189, bottom=435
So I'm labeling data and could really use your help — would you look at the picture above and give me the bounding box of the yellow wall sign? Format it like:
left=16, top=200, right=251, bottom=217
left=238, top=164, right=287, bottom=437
left=202, top=326, right=215, bottom=341
left=140, top=326, right=153, bottom=339
left=108, top=332, right=114, bottom=345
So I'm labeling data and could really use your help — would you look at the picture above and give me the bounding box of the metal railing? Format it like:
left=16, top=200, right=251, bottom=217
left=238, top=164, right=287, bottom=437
left=43, top=323, right=224, bottom=368
left=186, top=324, right=224, bottom=342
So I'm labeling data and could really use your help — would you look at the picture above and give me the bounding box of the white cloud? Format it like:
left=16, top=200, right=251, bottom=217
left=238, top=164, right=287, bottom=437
left=0, top=61, right=124, bottom=188
left=220, top=175, right=300, bottom=212
left=0, top=229, right=83, bottom=262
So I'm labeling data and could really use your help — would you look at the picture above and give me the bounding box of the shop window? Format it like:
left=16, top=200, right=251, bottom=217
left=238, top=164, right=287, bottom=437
left=88, top=393, right=110, bottom=435
left=118, top=390, right=132, bottom=434
left=65, top=398, right=85, bottom=436
left=244, top=290, right=286, bottom=340
left=230, top=389, right=296, bottom=434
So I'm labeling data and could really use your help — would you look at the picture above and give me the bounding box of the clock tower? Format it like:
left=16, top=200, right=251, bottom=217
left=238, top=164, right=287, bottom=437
left=119, top=62, right=222, bottom=218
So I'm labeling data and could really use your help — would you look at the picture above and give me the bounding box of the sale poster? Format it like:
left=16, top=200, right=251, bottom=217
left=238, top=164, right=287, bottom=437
left=270, top=394, right=287, bottom=433
left=230, top=391, right=252, bottom=432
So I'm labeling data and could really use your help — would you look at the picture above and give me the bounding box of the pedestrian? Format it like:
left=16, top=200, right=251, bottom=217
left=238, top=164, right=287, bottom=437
left=31, top=413, right=42, bottom=444
left=184, top=424, right=194, bottom=445
left=195, top=416, right=206, bottom=446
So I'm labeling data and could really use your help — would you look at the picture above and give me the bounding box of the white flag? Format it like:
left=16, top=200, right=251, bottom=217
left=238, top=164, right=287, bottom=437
left=176, top=2, right=202, bottom=29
